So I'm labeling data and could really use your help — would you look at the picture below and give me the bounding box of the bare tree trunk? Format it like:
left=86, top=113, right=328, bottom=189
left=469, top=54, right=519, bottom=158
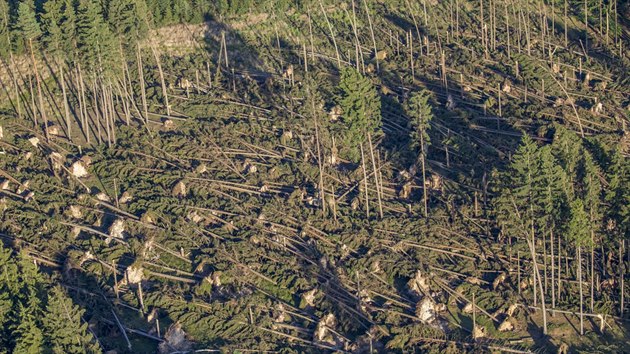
left=318, top=0, right=341, bottom=67
left=60, top=66, right=71, bottom=140
left=558, top=234, right=562, bottom=302
left=150, top=45, right=170, bottom=117
left=29, top=75, right=36, bottom=125
left=311, top=88, right=326, bottom=217
left=29, top=39, right=49, bottom=141
left=578, top=245, right=584, bottom=335
left=91, top=78, right=102, bottom=145
left=137, top=42, right=149, bottom=125
left=76, top=64, right=87, bottom=143
left=590, top=230, right=595, bottom=312
left=367, top=132, right=383, bottom=218
left=8, top=53, right=23, bottom=120
left=621, top=239, right=625, bottom=316
left=420, top=132, right=428, bottom=218
left=528, top=225, right=548, bottom=334
left=360, top=143, right=370, bottom=218
left=362, top=0, right=378, bottom=71
left=551, top=227, right=556, bottom=313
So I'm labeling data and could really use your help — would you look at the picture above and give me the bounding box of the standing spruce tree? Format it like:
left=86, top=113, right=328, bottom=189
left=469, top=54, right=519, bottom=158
left=337, top=67, right=383, bottom=217
left=582, top=152, right=603, bottom=313
left=77, top=0, right=114, bottom=71
left=496, top=135, right=540, bottom=238
left=567, top=198, right=591, bottom=335
left=43, top=286, right=101, bottom=353
left=0, top=245, right=98, bottom=353
left=337, top=67, right=381, bottom=161
left=496, top=134, right=548, bottom=333
left=16, top=0, right=50, bottom=140
left=0, top=245, right=20, bottom=350
left=405, top=90, right=433, bottom=217
left=41, top=0, right=73, bottom=137
left=606, top=147, right=630, bottom=238
left=534, top=145, right=567, bottom=309
left=13, top=300, right=44, bottom=354
left=0, top=0, right=9, bottom=58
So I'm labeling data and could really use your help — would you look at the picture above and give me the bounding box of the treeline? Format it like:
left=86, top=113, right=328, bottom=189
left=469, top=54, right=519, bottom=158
left=0, top=244, right=100, bottom=353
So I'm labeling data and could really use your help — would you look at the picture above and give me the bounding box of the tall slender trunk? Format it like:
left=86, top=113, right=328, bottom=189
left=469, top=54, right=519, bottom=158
left=91, top=78, right=102, bottom=144
left=150, top=45, right=170, bottom=117
left=590, top=230, right=595, bottom=312
left=60, top=66, right=71, bottom=140
left=360, top=143, right=370, bottom=218
left=311, top=90, right=326, bottom=217
left=551, top=227, right=556, bottom=312
left=363, top=0, right=379, bottom=72
left=29, top=39, right=49, bottom=141
left=78, top=63, right=90, bottom=144
left=367, top=132, right=383, bottom=218
left=137, top=42, right=148, bottom=125
left=318, top=0, right=341, bottom=67
left=8, top=53, right=22, bottom=119
left=578, top=245, right=584, bottom=335
left=420, top=132, right=428, bottom=218
left=621, top=239, right=625, bottom=316
left=528, top=224, right=547, bottom=334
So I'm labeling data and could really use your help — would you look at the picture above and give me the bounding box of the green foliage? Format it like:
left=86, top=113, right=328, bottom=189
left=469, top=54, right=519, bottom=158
left=15, top=0, right=41, bottom=44
left=495, top=134, right=540, bottom=237
left=567, top=198, right=591, bottom=247
left=606, top=147, right=630, bottom=238
left=41, top=0, right=75, bottom=60
left=0, top=0, right=10, bottom=57
left=76, top=0, right=116, bottom=72
left=0, top=244, right=98, bottom=353
left=43, top=286, right=100, bottom=354
left=108, top=0, right=149, bottom=42
left=337, top=67, right=381, bottom=161
left=13, top=303, right=45, bottom=354
left=405, top=90, right=434, bottom=154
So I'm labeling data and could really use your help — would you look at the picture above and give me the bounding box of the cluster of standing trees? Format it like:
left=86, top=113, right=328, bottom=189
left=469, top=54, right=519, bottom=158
left=0, top=244, right=100, bottom=353
left=495, top=126, right=629, bottom=334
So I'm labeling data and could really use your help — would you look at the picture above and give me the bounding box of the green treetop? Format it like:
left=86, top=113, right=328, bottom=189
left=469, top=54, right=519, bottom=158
left=533, top=145, right=567, bottom=231
left=337, top=67, right=381, bottom=161
left=16, top=0, right=41, bottom=48
left=567, top=198, right=591, bottom=248
left=41, top=0, right=65, bottom=60
left=0, top=0, right=10, bottom=58
left=405, top=90, right=434, bottom=154
left=43, top=286, right=101, bottom=353
left=13, top=296, right=44, bottom=354
left=606, top=147, right=630, bottom=237
left=495, top=134, right=540, bottom=237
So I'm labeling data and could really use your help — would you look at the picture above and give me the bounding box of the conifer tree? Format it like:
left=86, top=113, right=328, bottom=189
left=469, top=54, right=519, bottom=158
left=60, top=0, right=77, bottom=56
left=534, top=145, right=567, bottom=307
left=0, top=0, right=10, bottom=58
left=42, top=0, right=73, bottom=137
left=405, top=90, right=434, bottom=217
left=337, top=67, right=381, bottom=161
left=76, top=0, right=116, bottom=73
left=606, top=147, right=630, bottom=237
left=15, top=1, right=41, bottom=45
left=13, top=300, right=44, bottom=354
left=0, top=245, right=19, bottom=350
left=496, top=134, right=540, bottom=236
left=43, top=286, right=101, bottom=354
left=567, top=198, right=590, bottom=335
left=582, top=152, right=602, bottom=311
left=41, top=0, right=64, bottom=56
left=16, top=0, right=49, bottom=139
